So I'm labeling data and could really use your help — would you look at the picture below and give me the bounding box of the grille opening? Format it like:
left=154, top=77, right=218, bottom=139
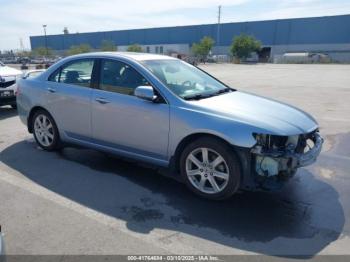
left=0, top=80, right=16, bottom=88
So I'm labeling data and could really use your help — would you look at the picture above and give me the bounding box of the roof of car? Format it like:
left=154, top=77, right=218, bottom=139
left=69, top=52, right=177, bottom=61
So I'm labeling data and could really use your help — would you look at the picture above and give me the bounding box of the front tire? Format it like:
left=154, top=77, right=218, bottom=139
left=180, top=137, right=241, bottom=200
left=32, top=110, right=60, bottom=151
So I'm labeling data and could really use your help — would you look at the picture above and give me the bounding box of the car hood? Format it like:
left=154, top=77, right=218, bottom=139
left=0, top=65, right=22, bottom=76
left=189, top=91, right=318, bottom=135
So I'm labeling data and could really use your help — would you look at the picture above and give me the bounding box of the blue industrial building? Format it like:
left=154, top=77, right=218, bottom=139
left=30, top=14, right=350, bottom=62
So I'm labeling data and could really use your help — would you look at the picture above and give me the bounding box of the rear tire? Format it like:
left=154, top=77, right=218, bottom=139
left=32, top=110, right=60, bottom=151
left=180, top=137, right=241, bottom=200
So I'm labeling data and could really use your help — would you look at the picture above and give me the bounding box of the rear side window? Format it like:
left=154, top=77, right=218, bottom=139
left=99, top=59, right=149, bottom=96
left=49, top=59, right=94, bottom=88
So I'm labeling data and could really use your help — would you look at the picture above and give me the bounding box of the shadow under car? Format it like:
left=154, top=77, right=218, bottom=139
left=0, top=139, right=345, bottom=258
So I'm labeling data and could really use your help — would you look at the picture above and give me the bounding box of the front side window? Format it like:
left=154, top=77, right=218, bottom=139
left=141, top=59, right=233, bottom=100
left=49, top=59, right=94, bottom=88
left=99, top=59, right=149, bottom=96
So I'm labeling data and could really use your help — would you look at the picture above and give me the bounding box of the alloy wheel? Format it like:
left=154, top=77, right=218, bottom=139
left=185, top=147, right=230, bottom=194
left=34, top=114, right=55, bottom=147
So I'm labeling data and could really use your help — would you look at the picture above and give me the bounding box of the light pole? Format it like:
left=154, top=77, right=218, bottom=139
left=42, top=25, right=48, bottom=57
left=217, top=6, right=221, bottom=47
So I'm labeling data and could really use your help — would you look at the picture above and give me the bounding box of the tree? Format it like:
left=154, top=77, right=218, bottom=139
left=100, top=40, right=117, bottom=51
left=33, top=46, right=53, bottom=57
left=66, top=44, right=91, bottom=55
left=191, top=36, right=215, bottom=63
left=16, top=50, right=33, bottom=58
left=230, top=34, right=261, bottom=62
left=127, top=44, right=143, bottom=52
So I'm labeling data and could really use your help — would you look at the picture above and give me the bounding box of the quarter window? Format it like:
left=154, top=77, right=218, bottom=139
left=48, top=69, right=60, bottom=82
left=99, top=60, right=149, bottom=96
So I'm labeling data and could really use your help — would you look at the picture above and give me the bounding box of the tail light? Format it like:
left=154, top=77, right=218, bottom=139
left=15, top=84, right=20, bottom=96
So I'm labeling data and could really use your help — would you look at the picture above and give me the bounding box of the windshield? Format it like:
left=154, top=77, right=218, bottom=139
left=141, top=59, right=234, bottom=100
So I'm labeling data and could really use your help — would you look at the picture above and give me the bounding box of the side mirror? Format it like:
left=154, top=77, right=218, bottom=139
left=134, top=86, right=157, bottom=102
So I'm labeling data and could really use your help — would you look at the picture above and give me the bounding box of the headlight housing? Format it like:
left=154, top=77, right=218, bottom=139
left=253, top=133, right=300, bottom=153
left=253, top=130, right=320, bottom=155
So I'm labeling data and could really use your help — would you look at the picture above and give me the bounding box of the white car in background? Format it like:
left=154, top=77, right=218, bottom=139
left=0, top=61, right=23, bottom=109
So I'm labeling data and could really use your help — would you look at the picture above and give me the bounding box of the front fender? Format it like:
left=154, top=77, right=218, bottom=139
left=168, top=106, right=270, bottom=158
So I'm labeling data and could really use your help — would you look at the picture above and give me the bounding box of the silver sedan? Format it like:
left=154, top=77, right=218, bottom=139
left=17, top=52, right=323, bottom=200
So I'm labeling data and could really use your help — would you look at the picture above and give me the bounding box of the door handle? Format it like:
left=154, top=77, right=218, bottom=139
left=95, top=98, right=110, bottom=104
left=47, top=87, right=56, bottom=93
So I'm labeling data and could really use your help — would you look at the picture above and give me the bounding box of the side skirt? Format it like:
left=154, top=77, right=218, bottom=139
left=63, top=132, right=169, bottom=168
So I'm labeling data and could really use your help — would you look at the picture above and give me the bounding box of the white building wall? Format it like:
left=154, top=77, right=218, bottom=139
left=55, top=42, right=350, bottom=63
left=212, top=43, right=350, bottom=63
left=118, top=44, right=190, bottom=55
left=270, top=43, right=350, bottom=63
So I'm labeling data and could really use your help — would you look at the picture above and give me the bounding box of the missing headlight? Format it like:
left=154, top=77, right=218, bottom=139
left=252, top=130, right=321, bottom=177
left=253, top=134, right=299, bottom=153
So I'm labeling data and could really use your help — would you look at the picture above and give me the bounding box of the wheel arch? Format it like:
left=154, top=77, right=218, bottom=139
left=171, top=133, right=244, bottom=175
left=27, top=106, right=52, bottom=133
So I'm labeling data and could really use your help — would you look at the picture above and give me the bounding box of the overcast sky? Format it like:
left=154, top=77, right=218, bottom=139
left=1, top=0, right=350, bottom=51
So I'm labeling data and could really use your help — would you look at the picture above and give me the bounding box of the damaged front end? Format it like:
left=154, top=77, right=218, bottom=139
left=251, top=130, right=323, bottom=190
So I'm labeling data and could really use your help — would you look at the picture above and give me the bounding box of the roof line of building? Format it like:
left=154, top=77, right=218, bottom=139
left=30, top=13, right=350, bottom=38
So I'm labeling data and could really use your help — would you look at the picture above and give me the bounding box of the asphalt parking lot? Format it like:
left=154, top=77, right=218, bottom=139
left=0, top=63, right=349, bottom=257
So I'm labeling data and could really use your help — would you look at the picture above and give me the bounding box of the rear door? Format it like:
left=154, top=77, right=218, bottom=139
left=45, top=59, right=96, bottom=138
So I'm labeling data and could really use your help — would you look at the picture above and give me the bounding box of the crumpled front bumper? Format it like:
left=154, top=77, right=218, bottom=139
left=249, top=132, right=323, bottom=190
left=292, top=132, right=324, bottom=167
left=252, top=132, right=324, bottom=169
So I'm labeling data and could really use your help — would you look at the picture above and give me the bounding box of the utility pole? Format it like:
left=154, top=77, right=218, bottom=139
left=217, top=5, right=221, bottom=47
left=43, top=25, right=48, bottom=57
left=19, top=38, right=24, bottom=51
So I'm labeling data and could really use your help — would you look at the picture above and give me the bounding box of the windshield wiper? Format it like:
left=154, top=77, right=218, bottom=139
left=198, top=87, right=232, bottom=99
left=212, top=87, right=232, bottom=95
left=183, top=88, right=232, bottom=101
left=183, top=94, right=211, bottom=101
